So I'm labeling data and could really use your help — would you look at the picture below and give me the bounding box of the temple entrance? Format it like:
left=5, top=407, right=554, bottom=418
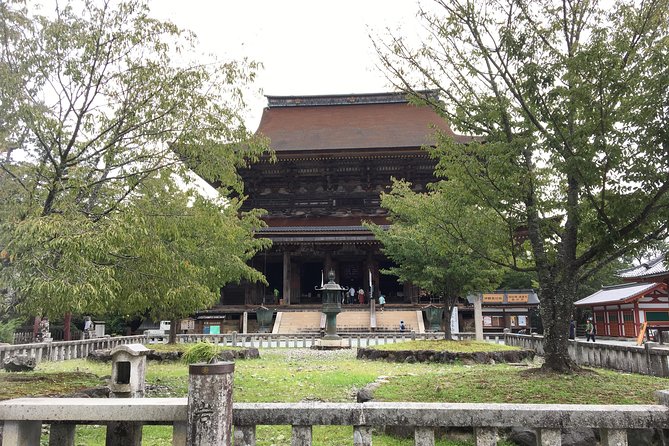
left=264, top=262, right=283, bottom=304
left=300, top=262, right=322, bottom=304
left=378, top=261, right=404, bottom=302
left=339, top=262, right=363, bottom=294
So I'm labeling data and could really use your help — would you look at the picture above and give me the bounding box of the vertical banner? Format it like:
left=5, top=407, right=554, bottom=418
left=369, top=269, right=373, bottom=297
left=450, top=306, right=459, bottom=334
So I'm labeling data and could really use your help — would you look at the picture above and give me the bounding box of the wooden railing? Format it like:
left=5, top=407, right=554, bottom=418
left=2, top=391, right=668, bottom=445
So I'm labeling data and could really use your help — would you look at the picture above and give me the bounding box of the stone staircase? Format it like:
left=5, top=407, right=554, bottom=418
left=375, top=310, right=421, bottom=332
left=336, top=311, right=372, bottom=332
left=273, top=309, right=424, bottom=334
left=274, top=312, right=322, bottom=334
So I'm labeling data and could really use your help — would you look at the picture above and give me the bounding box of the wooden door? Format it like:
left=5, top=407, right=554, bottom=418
left=622, top=311, right=636, bottom=337
left=608, top=311, right=620, bottom=336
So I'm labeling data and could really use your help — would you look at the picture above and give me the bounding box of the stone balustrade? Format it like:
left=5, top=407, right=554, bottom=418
left=150, top=331, right=506, bottom=347
left=1, top=394, right=669, bottom=445
left=0, top=332, right=508, bottom=365
left=505, top=333, right=669, bottom=377
left=0, top=335, right=147, bottom=365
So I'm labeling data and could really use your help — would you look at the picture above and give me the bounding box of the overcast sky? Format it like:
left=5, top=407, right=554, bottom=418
left=151, top=1, right=424, bottom=130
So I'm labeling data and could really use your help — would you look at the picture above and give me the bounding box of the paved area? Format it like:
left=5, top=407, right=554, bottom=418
left=572, top=336, right=669, bottom=349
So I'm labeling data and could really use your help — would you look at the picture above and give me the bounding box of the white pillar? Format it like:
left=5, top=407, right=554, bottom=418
left=474, top=293, right=484, bottom=341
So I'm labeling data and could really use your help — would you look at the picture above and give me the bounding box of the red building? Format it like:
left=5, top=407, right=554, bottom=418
left=574, top=254, right=669, bottom=338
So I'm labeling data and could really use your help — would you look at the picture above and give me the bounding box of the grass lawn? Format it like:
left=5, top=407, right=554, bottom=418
left=2, top=346, right=668, bottom=445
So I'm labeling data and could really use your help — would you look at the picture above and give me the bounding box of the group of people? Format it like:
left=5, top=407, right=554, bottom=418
left=569, top=317, right=596, bottom=342
left=343, top=287, right=387, bottom=310
left=345, top=286, right=366, bottom=304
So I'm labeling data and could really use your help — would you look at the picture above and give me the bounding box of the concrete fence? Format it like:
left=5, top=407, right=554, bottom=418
left=504, top=333, right=669, bottom=377
left=1, top=368, right=668, bottom=445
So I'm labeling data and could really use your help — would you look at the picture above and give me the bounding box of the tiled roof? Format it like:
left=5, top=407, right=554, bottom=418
left=618, top=254, right=668, bottom=279
left=256, top=92, right=472, bottom=152
left=574, top=282, right=665, bottom=306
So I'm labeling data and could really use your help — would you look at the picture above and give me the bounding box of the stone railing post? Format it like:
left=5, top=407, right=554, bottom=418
left=187, top=362, right=235, bottom=445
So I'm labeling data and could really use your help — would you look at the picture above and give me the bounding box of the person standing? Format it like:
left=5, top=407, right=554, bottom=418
left=378, top=294, right=386, bottom=311
left=358, top=288, right=365, bottom=305
left=348, top=286, right=356, bottom=304
left=83, top=316, right=93, bottom=339
left=585, top=318, right=596, bottom=342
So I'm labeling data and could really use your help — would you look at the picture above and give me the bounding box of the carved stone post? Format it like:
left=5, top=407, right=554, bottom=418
left=474, top=293, right=484, bottom=341
left=187, top=362, right=235, bottom=446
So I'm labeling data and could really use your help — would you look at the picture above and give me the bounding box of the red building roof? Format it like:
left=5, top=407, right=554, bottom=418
left=256, top=92, right=471, bottom=152
left=574, top=282, right=666, bottom=306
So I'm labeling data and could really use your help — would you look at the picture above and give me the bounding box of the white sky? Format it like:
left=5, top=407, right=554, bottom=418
left=151, top=0, right=423, bottom=130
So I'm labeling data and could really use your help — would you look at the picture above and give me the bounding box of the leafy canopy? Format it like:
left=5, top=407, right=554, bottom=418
left=375, top=0, right=669, bottom=370
left=0, top=0, right=271, bottom=320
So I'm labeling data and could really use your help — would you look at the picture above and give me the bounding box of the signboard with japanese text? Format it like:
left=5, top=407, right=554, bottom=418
left=482, top=293, right=504, bottom=303
left=507, top=293, right=529, bottom=303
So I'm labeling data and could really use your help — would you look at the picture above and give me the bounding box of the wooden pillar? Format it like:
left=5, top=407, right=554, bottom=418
left=283, top=250, right=291, bottom=305
left=324, top=252, right=333, bottom=281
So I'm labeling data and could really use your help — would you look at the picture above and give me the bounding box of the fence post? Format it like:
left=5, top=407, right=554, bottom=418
left=187, top=362, right=235, bottom=445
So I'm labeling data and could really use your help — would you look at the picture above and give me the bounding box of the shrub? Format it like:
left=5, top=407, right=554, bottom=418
left=181, top=341, right=221, bottom=364
left=0, top=319, right=20, bottom=343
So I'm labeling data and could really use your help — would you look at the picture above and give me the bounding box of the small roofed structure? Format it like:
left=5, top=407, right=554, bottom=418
left=464, top=290, right=540, bottom=333
left=575, top=282, right=668, bottom=338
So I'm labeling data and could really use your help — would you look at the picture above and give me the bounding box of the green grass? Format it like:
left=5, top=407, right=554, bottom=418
left=0, top=370, right=104, bottom=400
left=3, top=347, right=668, bottom=445
left=365, top=340, right=520, bottom=352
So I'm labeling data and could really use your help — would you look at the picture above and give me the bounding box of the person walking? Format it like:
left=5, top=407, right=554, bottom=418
left=378, top=294, right=386, bottom=311
left=357, top=288, right=365, bottom=305
left=348, top=286, right=356, bottom=304
left=585, top=318, right=596, bottom=342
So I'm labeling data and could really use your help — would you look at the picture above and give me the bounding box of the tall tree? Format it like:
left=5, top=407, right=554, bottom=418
left=375, top=0, right=669, bottom=371
left=367, top=180, right=502, bottom=338
left=0, top=0, right=270, bottom=325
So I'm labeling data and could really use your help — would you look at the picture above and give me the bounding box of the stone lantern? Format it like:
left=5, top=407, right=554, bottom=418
left=423, top=305, right=444, bottom=332
left=109, top=344, right=150, bottom=398
left=255, top=306, right=274, bottom=333
left=313, top=270, right=349, bottom=349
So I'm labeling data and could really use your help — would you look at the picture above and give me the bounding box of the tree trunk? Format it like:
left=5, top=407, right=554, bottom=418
left=168, top=318, right=177, bottom=344
left=443, top=295, right=457, bottom=340
left=32, top=316, right=40, bottom=340
left=539, top=278, right=579, bottom=372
